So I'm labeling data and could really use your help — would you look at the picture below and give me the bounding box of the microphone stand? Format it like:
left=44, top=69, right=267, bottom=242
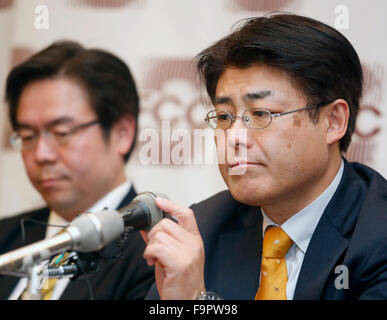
left=20, top=264, right=43, bottom=300
left=1, top=252, right=100, bottom=300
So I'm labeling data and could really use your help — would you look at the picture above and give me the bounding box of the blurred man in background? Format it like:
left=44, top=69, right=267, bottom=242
left=0, top=41, right=154, bottom=299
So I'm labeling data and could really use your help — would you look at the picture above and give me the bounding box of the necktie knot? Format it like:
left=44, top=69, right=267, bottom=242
left=262, top=226, right=293, bottom=259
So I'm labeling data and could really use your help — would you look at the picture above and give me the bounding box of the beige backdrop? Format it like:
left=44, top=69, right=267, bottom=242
left=0, top=0, right=386, bottom=218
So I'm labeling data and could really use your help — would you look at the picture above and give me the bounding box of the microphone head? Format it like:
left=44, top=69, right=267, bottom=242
left=119, top=191, right=165, bottom=231
left=136, top=192, right=164, bottom=230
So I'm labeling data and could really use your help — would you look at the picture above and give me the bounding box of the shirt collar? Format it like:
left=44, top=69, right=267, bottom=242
left=46, top=180, right=132, bottom=238
left=46, top=211, right=69, bottom=238
left=87, top=180, right=132, bottom=213
left=262, top=160, right=344, bottom=253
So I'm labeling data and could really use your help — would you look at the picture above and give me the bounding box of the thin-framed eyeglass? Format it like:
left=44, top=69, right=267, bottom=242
left=204, top=101, right=332, bottom=130
left=10, top=119, right=100, bottom=151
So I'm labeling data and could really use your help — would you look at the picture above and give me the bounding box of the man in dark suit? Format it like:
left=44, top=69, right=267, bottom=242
left=0, top=41, right=154, bottom=299
left=142, top=13, right=387, bottom=300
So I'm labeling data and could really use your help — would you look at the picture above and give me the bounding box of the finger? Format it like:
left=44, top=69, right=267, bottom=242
left=147, top=227, right=181, bottom=248
left=143, top=243, right=161, bottom=266
left=143, top=234, right=181, bottom=268
left=143, top=241, right=163, bottom=266
left=147, top=218, right=187, bottom=243
left=145, top=257, right=156, bottom=266
left=139, top=230, right=149, bottom=244
left=155, top=197, right=200, bottom=234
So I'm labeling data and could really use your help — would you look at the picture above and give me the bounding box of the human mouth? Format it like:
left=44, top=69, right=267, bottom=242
left=39, top=177, right=67, bottom=188
left=228, top=161, right=261, bottom=175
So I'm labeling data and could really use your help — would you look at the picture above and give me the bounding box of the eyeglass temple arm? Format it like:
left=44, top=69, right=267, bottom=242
left=272, top=101, right=331, bottom=118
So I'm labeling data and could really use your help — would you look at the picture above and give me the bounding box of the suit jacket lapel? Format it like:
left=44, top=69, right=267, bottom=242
left=216, top=205, right=262, bottom=300
left=116, top=186, right=137, bottom=209
left=294, top=160, right=364, bottom=299
left=293, top=213, right=348, bottom=299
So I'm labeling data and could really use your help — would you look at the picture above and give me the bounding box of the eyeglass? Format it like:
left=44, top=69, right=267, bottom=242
left=10, top=119, right=100, bottom=151
left=204, top=101, right=331, bottom=131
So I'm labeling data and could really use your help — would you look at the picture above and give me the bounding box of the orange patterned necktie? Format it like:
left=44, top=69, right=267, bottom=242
left=255, top=226, right=294, bottom=300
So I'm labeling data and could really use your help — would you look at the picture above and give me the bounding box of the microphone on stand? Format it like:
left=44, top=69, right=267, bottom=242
left=0, top=192, right=171, bottom=274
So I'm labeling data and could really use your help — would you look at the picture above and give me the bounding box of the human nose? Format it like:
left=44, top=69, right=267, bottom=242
left=227, top=115, right=252, bottom=149
left=33, top=132, right=59, bottom=163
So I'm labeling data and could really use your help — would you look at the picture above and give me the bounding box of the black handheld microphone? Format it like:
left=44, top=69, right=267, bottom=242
left=118, top=191, right=177, bottom=231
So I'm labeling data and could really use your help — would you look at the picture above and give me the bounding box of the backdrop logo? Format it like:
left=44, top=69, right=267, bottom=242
left=0, top=0, right=13, bottom=10
left=137, top=58, right=213, bottom=166
left=345, top=62, right=385, bottom=166
left=227, top=0, right=300, bottom=12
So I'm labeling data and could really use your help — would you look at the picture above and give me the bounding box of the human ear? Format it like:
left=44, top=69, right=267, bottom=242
left=111, top=115, right=136, bottom=156
left=325, top=99, right=349, bottom=145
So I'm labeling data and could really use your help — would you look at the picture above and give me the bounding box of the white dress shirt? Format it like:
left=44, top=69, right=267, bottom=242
left=8, top=180, right=132, bottom=300
left=261, top=160, right=344, bottom=300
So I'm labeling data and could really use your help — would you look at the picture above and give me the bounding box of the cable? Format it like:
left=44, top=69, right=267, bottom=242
left=72, top=255, right=94, bottom=300
left=20, top=217, right=66, bottom=243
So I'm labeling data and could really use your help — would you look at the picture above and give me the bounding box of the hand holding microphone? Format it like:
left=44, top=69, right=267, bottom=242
left=141, top=197, right=206, bottom=300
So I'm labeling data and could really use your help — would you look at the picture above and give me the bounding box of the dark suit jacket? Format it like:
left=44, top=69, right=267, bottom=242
left=0, top=187, right=155, bottom=300
left=146, top=160, right=387, bottom=299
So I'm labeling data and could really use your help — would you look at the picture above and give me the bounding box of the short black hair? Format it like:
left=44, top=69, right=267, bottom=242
left=196, top=13, right=363, bottom=152
left=6, top=40, right=139, bottom=161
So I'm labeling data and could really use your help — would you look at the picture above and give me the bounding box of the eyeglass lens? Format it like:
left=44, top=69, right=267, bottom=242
left=207, top=108, right=272, bottom=130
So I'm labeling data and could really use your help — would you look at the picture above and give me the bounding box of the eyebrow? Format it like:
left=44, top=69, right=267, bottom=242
left=213, top=96, right=233, bottom=106
left=243, top=90, right=272, bottom=102
left=16, top=116, right=76, bottom=130
left=213, top=90, right=273, bottom=106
